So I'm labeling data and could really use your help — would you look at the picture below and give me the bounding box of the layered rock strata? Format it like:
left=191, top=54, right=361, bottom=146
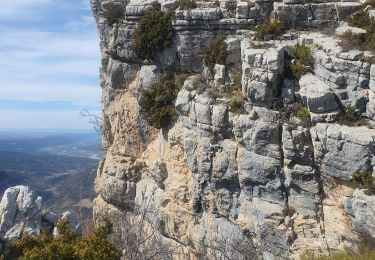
left=90, top=0, right=375, bottom=258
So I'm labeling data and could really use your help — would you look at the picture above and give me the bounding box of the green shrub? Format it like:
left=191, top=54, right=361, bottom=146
left=295, top=106, right=310, bottom=120
left=288, top=61, right=309, bottom=80
left=188, top=74, right=207, bottom=92
left=227, top=90, right=246, bottom=113
left=334, top=106, right=367, bottom=126
left=347, top=9, right=372, bottom=28
left=346, top=9, right=375, bottom=52
left=103, top=6, right=124, bottom=25
left=178, top=0, right=197, bottom=10
left=132, top=2, right=173, bottom=60
left=352, top=171, right=375, bottom=195
left=367, top=0, right=375, bottom=7
left=225, top=0, right=237, bottom=15
left=289, top=44, right=313, bottom=67
left=254, top=20, right=285, bottom=41
left=139, top=73, right=183, bottom=129
left=174, top=73, right=188, bottom=87
left=364, top=31, right=375, bottom=52
left=7, top=219, right=121, bottom=260
left=360, top=55, right=375, bottom=64
left=204, top=35, right=227, bottom=72
left=339, top=30, right=365, bottom=51
left=285, top=44, right=312, bottom=79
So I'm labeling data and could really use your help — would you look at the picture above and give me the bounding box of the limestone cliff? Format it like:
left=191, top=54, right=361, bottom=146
left=90, top=0, right=375, bottom=258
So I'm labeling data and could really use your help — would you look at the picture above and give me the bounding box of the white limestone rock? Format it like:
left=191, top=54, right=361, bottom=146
left=241, top=44, right=284, bottom=106
left=345, top=189, right=375, bottom=238
left=213, top=64, right=226, bottom=87
left=281, top=78, right=297, bottom=104
left=335, top=26, right=367, bottom=37
left=298, top=73, right=339, bottom=114
left=0, top=186, right=42, bottom=241
left=311, top=123, right=375, bottom=181
left=137, top=65, right=160, bottom=91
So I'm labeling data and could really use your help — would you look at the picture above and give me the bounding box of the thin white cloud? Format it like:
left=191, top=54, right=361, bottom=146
left=0, top=28, right=99, bottom=58
left=0, top=82, right=100, bottom=105
left=0, top=0, right=53, bottom=19
left=0, top=110, right=99, bottom=129
left=0, top=0, right=102, bottom=129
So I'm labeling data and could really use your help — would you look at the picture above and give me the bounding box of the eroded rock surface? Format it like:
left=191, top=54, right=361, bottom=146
left=90, top=0, right=375, bottom=258
left=0, top=186, right=81, bottom=254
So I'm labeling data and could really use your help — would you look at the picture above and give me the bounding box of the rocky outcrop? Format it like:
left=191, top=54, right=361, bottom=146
left=0, top=186, right=80, bottom=254
left=345, top=189, right=375, bottom=238
left=0, top=186, right=42, bottom=242
left=90, top=0, right=375, bottom=258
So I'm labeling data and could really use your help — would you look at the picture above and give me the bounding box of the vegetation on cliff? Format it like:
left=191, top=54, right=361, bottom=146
left=254, top=20, right=285, bottom=40
left=204, top=35, right=227, bottom=72
left=286, top=44, right=312, bottom=79
left=334, top=106, right=368, bottom=126
left=178, top=0, right=197, bottom=10
left=344, top=5, right=375, bottom=52
left=103, top=7, right=124, bottom=25
left=225, top=0, right=237, bottom=16
left=227, top=90, right=246, bottom=113
left=6, top=219, right=121, bottom=260
left=139, top=73, right=186, bottom=129
left=352, top=171, right=375, bottom=195
left=132, top=2, right=173, bottom=60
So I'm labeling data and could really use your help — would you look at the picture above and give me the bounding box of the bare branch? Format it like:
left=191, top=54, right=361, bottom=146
left=80, top=108, right=103, bottom=134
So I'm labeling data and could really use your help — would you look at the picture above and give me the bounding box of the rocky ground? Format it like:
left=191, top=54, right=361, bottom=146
left=88, top=0, right=375, bottom=259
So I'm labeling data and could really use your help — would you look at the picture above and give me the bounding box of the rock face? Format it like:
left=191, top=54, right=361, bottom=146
left=345, top=189, right=375, bottom=238
left=90, top=0, right=375, bottom=258
left=0, top=186, right=42, bottom=242
left=0, top=186, right=80, bottom=254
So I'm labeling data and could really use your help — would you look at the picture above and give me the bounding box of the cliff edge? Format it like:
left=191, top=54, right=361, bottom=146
left=89, top=0, right=375, bottom=258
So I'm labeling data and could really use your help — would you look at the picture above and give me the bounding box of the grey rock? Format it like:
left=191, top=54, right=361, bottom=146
left=311, top=123, right=375, bottom=181
left=42, top=211, right=58, bottom=225
left=335, top=26, right=367, bottom=37
left=213, top=64, right=226, bottom=87
left=137, top=65, right=159, bottom=91
left=151, top=160, right=168, bottom=185
left=281, top=79, right=297, bottom=104
left=345, top=189, right=375, bottom=238
left=297, top=73, right=339, bottom=114
left=242, top=45, right=284, bottom=106
left=285, top=165, right=320, bottom=218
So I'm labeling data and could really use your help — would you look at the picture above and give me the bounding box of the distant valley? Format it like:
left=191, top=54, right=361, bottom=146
left=0, top=131, right=102, bottom=223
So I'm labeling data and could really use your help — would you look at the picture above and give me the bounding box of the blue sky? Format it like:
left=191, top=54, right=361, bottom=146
left=0, top=0, right=101, bottom=130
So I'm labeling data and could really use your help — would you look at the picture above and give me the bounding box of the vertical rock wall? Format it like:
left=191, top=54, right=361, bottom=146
left=90, top=0, right=375, bottom=258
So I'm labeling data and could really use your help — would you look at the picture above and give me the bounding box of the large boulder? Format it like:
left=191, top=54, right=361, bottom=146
left=298, top=74, right=339, bottom=114
left=345, top=189, right=375, bottom=238
left=311, top=124, right=375, bottom=181
left=0, top=186, right=42, bottom=242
